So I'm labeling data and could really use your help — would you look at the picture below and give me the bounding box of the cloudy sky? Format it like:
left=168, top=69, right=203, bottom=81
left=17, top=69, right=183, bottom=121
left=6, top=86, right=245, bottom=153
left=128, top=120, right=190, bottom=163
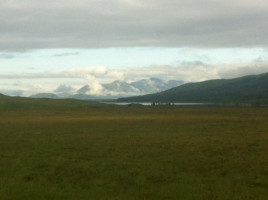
left=0, top=0, right=268, bottom=96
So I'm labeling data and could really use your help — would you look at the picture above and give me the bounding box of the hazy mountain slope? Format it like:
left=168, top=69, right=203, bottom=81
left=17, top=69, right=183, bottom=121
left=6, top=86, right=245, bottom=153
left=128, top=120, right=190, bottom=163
left=54, top=85, right=75, bottom=97
left=77, top=85, right=90, bottom=94
left=103, top=80, right=139, bottom=93
left=30, top=93, right=59, bottom=99
left=130, top=78, right=183, bottom=93
left=118, top=73, right=268, bottom=104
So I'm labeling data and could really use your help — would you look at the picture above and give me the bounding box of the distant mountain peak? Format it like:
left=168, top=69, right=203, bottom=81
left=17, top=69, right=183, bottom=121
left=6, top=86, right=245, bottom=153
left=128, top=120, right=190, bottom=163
left=30, top=77, right=184, bottom=100
left=77, top=85, right=90, bottom=94
left=54, top=84, right=75, bottom=96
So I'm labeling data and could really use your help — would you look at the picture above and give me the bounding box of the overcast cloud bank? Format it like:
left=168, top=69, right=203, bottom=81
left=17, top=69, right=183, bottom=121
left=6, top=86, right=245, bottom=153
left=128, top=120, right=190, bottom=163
left=1, top=0, right=268, bottom=51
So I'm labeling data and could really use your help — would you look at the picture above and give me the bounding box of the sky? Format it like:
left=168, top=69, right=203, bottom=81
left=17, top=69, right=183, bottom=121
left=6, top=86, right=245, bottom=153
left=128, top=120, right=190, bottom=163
left=0, top=0, right=268, bottom=96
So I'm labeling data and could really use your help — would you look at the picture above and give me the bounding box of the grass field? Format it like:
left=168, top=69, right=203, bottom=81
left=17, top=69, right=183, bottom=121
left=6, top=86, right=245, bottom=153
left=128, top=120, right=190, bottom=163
left=0, top=103, right=267, bottom=199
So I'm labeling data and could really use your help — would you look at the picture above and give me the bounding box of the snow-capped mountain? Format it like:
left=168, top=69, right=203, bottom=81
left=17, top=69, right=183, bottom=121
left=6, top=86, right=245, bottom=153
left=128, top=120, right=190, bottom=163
left=54, top=85, right=76, bottom=97
left=103, top=80, right=139, bottom=94
left=30, top=78, right=184, bottom=100
left=77, top=78, right=184, bottom=97
left=130, top=78, right=184, bottom=93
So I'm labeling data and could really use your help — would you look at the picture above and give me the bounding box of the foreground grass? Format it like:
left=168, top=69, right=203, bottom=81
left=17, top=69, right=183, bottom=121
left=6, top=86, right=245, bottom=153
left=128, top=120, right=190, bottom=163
left=0, top=105, right=267, bottom=199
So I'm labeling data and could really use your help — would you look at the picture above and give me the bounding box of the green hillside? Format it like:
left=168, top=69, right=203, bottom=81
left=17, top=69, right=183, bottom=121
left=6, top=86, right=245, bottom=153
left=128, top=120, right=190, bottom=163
left=118, top=73, right=268, bottom=104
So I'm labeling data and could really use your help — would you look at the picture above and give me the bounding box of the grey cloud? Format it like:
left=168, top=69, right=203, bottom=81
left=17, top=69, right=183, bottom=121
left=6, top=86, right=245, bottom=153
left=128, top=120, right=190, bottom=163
left=52, top=52, right=79, bottom=57
left=0, top=53, right=15, bottom=59
left=180, top=61, right=205, bottom=67
left=0, top=0, right=268, bottom=51
left=218, top=63, right=268, bottom=79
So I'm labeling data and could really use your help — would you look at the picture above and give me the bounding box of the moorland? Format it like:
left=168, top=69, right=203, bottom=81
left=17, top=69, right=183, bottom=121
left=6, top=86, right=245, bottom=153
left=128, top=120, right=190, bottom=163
left=0, top=96, right=267, bottom=200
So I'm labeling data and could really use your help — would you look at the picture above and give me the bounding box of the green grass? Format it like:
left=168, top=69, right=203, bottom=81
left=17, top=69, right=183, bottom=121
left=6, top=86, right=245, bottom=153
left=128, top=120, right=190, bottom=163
left=0, top=105, right=267, bottom=199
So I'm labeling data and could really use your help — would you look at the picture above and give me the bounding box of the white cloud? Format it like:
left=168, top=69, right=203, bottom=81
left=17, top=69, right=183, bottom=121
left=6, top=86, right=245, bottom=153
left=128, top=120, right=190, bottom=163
left=1, top=61, right=268, bottom=82
left=1, top=59, right=268, bottom=96
left=84, top=74, right=104, bottom=96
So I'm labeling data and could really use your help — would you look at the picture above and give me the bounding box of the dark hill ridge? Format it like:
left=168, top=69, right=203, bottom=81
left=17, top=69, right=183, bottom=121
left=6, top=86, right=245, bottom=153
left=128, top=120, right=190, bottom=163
left=117, top=73, right=268, bottom=104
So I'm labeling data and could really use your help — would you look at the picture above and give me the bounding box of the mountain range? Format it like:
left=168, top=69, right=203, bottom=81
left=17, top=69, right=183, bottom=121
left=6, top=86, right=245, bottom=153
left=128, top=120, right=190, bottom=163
left=118, top=73, right=268, bottom=104
left=30, top=78, right=184, bottom=100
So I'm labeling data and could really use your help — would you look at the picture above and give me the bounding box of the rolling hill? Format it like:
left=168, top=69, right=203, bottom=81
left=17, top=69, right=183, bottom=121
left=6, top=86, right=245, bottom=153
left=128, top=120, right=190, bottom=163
left=118, top=73, right=268, bottom=104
